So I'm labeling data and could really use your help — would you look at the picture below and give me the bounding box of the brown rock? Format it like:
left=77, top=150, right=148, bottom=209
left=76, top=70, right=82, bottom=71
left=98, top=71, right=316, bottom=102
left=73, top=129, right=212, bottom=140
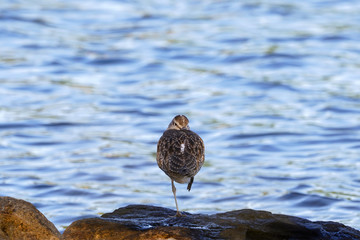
left=62, top=217, right=200, bottom=240
left=63, top=205, right=360, bottom=240
left=0, top=196, right=61, bottom=240
left=2, top=197, right=359, bottom=240
left=61, top=218, right=137, bottom=240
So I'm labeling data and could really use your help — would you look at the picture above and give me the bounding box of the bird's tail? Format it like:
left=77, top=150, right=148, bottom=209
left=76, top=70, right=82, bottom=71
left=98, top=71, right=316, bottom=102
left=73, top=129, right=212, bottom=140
left=187, top=177, right=194, bottom=191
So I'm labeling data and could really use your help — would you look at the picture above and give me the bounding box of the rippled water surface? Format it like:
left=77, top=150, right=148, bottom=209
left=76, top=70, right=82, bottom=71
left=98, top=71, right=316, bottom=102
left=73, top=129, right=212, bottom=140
left=1, top=0, right=360, bottom=231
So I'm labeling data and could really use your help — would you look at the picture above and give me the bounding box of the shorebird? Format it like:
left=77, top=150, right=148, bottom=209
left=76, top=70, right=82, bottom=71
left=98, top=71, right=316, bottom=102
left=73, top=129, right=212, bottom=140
left=156, top=115, right=205, bottom=217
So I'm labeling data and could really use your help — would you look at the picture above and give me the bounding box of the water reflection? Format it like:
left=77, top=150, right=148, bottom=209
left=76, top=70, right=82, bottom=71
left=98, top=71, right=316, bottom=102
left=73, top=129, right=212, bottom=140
left=1, top=0, right=360, bottom=231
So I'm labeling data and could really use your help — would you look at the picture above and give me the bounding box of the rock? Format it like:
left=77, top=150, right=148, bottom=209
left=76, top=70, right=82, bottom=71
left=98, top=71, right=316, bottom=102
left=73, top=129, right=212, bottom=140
left=63, top=204, right=360, bottom=240
left=62, top=217, right=197, bottom=240
left=0, top=196, right=61, bottom=240
left=1, top=196, right=359, bottom=240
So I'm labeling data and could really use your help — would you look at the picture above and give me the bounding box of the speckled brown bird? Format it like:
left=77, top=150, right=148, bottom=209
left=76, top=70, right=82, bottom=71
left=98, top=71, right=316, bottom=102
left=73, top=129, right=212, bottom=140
left=156, top=115, right=205, bottom=217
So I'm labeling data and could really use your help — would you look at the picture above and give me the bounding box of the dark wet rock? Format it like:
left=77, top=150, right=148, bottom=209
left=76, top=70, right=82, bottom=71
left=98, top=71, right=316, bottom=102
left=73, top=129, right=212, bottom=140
left=0, top=196, right=61, bottom=240
left=63, top=204, right=360, bottom=240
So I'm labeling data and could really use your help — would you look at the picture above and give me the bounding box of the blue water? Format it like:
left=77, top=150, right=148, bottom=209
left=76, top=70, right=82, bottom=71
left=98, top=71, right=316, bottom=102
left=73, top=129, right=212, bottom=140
left=1, top=0, right=360, bottom=231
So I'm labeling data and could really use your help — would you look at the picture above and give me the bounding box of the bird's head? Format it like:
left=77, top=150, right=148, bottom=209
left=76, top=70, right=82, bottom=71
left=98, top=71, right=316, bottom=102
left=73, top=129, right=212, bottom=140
left=167, top=115, right=190, bottom=130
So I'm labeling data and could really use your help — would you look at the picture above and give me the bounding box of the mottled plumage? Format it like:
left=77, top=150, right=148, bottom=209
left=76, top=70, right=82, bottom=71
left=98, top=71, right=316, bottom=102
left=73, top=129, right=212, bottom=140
left=157, top=115, right=205, bottom=216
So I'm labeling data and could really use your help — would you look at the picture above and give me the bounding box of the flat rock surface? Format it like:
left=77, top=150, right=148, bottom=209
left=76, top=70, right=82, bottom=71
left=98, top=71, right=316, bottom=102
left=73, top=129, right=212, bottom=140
left=63, top=204, right=360, bottom=240
left=0, top=196, right=61, bottom=240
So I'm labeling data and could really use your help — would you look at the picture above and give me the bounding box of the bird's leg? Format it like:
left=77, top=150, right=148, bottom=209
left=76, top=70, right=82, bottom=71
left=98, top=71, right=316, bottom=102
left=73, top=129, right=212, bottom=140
left=187, top=177, right=194, bottom=191
left=171, top=179, right=182, bottom=217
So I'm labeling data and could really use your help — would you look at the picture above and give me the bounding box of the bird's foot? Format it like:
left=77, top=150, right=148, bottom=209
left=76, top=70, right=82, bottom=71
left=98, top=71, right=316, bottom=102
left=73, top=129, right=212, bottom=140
left=175, top=211, right=183, bottom=217
left=169, top=211, right=183, bottom=218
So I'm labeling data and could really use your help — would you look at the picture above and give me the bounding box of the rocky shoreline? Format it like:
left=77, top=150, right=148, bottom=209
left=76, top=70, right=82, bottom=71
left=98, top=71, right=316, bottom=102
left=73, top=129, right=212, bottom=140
left=1, top=196, right=359, bottom=240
